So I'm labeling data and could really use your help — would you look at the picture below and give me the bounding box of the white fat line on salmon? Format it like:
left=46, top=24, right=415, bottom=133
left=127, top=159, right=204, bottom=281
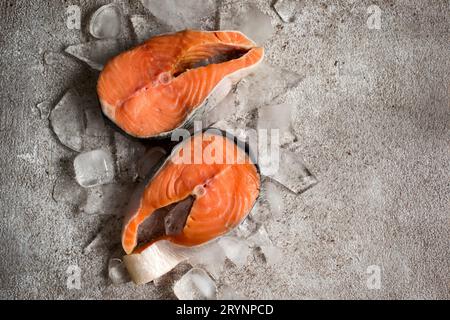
left=176, top=304, right=210, bottom=318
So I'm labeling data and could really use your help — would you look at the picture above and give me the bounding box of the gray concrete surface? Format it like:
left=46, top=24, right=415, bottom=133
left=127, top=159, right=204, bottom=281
left=0, top=0, right=449, bottom=299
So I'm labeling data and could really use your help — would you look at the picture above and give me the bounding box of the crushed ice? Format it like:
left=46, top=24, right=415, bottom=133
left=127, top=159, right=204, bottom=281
left=114, top=132, right=146, bottom=182
left=74, top=149, right=115, bottom=188
left=65, top=39, right=128, bottom=71
left=273, top=0, right=299, bottom=23
left=218, top=236, right=250, bottom=267
left=130, top=15, right=171, bottom=44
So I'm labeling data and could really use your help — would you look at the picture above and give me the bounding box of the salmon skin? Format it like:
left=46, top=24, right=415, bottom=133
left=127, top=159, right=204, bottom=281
left=122, top=129, right=261, bottom=254
left=97, top=30, right=264, bottom=138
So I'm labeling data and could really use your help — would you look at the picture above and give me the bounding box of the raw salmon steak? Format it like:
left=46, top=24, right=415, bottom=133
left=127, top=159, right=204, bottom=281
left=122, top=130, right=260, bottom=255
left=97, top=30, right=264, bottom=138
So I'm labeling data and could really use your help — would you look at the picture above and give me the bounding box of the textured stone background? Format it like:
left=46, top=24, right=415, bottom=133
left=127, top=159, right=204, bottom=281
left=0, top=0, right=448, bottom=299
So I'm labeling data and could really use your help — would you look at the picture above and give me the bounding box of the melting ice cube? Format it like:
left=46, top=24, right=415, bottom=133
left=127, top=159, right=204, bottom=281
left=236, top=63, right=303, bottom=112
left=65, top=39, right=128, bottom=71
left=130, top=15, right=171, bottom=43
left=220, top=2, right=273, bottom=44
left=218, top=236, right=250, bottom=267
left=140, top=0, right=217, bottom=31
left=173, top=268, right=217, bottom=300
left=273, top=0, right=298, bottom=23
left=259, top=148, right=318, bottom=194
left=50, top=89, right=85, bottom=151
left=74, top=149, right=115, bottom=188
left=257, top=103, right=296, bottom=145
left=108, top=258, right=131, bottom=284
left=260, top=245, right=283, bottom=266
left=89, top=4, right=122, bottom=39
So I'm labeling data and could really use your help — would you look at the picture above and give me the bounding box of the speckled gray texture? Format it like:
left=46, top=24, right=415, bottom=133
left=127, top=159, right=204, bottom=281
left=0, top=0, right=448, bottom=299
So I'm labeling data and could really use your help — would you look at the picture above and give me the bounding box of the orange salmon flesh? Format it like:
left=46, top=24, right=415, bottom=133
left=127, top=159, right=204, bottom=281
left=122, top=132, right=260, bottom=254
left=97, top=30, right=264, bottom=138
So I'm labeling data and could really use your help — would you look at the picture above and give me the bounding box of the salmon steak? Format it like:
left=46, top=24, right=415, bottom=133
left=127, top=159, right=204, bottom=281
left=122, top=130, right=260, bottom=255
left=97, top=30, right=264, bottom=138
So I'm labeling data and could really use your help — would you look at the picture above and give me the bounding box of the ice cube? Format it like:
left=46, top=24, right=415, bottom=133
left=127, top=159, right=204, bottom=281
left=74, top=149, right=115, bottom=188
left=263, top=180, right=284, bottom=217
left=258, top=103, right=296, bottom=145
left=140, top=0, right=217, bottom=31
left=130, top=15, right=170, bottom=43
left=83, top=232, right=104, bottom=254
left=220, top=2, right=273, bottom=44
left=234, top=217, right=259, bottom=238
left=273, top=0, right=298, bottom=23
left=173, top=268, right=217, bottom=300
left=218, top=284, right=246, bottom=300
left=114, top=132, right=146, bottom=182
left=137, top=147, right=167, bottom=179
left=202, top=91, right=238, bottom=128
left=35, top=101, right=52, bottom=119
left=236, top=63, right=303, bottom=112
left=50, top=89, right=85, bottom=151
left=43, top=51, right=64, bottom=66
left=108, top=258, right=131, bottom=284
left=247, top=226, right=272, bottom=248
left=187, top=241, right=226, bottom=280
left=89, top=4, right=122, bottom=39
left=260, top=148, right=318, bottom=194
left=218, top=236, right=250, bottom=267
left=81, top=183, right=134, bottom=215
left=247, top=198, right=271, bottom=224
left=260, top=245, right=283, bottom=266
left=65, top=39, right=128, bottom=71
left=164, top=196, right=195, bottom=236
left=52, top=174, right=87, bottom=205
